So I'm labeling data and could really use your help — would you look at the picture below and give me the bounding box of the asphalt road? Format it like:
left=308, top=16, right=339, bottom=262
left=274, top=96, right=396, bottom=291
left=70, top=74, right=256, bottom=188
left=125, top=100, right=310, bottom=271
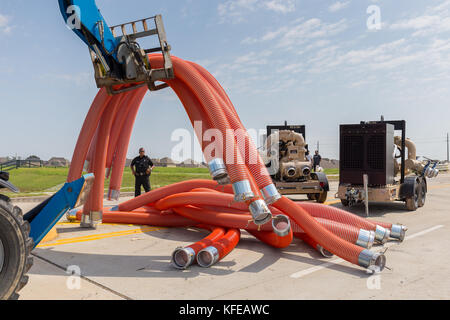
left=15, top=173, right=450, bottom=300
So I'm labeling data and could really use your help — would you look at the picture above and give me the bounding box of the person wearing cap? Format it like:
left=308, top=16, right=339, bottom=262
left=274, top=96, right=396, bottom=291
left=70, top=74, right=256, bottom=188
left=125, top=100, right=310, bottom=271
left=131, top=148, right=154, bottom=197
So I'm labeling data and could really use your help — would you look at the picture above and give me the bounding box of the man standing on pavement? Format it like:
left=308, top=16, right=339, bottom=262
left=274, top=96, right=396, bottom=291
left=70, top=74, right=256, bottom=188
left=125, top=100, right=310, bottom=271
left=313, top=150, right=322, bottom=172
left=131, top=148, right=154, bottom=197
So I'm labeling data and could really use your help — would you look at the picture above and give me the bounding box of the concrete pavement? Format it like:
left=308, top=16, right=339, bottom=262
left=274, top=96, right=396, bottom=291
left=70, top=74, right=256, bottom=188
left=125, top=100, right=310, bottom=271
left=16, top=174, right=450, bottom=300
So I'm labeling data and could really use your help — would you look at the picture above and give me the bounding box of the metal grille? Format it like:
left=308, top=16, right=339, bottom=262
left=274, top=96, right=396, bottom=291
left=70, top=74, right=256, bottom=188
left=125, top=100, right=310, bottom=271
left=367, top=135, right=385, bottom=170
left=342, top=135, right=363, bottom=169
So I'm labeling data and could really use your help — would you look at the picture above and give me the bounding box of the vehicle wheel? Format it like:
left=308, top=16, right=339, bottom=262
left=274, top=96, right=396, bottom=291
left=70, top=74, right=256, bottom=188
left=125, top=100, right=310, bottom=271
left=0, top=197, right=34, bottom=300
left=418, top=181, right=426, bottom=208
left=340, top=199, right=350, bottom=207
left=316, top=192, right=328, bottom=204
left=307, top=194, right=315, bottom=200
left=405, top=184, right=419, bottom=211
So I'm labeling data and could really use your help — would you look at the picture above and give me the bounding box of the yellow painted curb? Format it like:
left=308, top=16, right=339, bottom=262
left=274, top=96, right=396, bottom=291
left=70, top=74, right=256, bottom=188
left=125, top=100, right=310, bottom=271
left=40, top=227, right=59, bottom=243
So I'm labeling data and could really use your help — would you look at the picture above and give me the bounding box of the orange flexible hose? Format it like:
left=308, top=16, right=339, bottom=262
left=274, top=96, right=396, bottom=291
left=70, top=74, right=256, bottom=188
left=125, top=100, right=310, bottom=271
left=197, top=228, right=241, bottom=267
left=273, top=197, right=364, bottom=265
left=108, top=87, right=147, bottom=197
left=68, top=88, right=112, bottom=182
left=247, top=229, right=293, bottom=249
left=67, top=54, right=396, bottom=270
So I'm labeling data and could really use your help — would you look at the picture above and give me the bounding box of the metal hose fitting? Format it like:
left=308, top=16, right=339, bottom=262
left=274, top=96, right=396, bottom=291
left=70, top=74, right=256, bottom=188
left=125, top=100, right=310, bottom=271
left=375, top=225, right=390, bottom=244
left=260, top=184, right=282, bottom=205
left=249, top=200, right=272, bottom=226
left=272, top=215, right=291, bottom=237
left=197, top=246, right=220, bottom=268
left=356, top=229, right=375, bottom=249
left=108, top=189, right=120, bottom=201
left=232, top=180, right=255, bottom=202
left=317, top=245, right=334, bottom=258
left=358, top=249, right=386, bottom=271
left=171, top=247, right=196, bottom=270
left=208, top=158, right=229, bottom=184
left=390, top=224, right=408, bottom=242
left=80, top=211, right=102, bottom=228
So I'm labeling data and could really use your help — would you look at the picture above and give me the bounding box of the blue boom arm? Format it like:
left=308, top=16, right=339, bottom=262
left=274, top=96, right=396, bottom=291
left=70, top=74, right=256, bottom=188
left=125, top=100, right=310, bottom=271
left=24, top=174, right=94, bottom=247
left=58, top=0, right=119, bottom=62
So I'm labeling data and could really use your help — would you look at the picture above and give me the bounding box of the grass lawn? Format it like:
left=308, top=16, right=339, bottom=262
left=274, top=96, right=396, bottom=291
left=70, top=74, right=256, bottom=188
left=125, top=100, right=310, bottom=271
left=2, top=166, right=339, bottom=197
left=2, top=167, right=211, bottom=197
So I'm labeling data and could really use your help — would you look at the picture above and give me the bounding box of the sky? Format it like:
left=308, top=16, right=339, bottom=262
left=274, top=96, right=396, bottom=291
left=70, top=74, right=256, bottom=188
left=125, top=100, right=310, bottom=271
left=0, top=0, right=449, bottom=162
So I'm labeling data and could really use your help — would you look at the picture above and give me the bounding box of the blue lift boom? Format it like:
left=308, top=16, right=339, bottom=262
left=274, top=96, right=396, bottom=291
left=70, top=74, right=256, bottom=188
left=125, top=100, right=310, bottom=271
left=58, top=0, right=174, bottom=94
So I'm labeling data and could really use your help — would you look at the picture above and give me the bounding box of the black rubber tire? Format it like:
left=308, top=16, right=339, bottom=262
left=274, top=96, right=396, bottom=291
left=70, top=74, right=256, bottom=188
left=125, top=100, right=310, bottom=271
left=405, top=184, right=419, bottom=211
left=307, top=194, right=315, bottom=200
left=0, top=197, right=34, bottom=300
left=340, top=199, right=350, bottom=207
left=316, top=192, right=328, bottom=204
left=418, top=181, right=426, bottom=208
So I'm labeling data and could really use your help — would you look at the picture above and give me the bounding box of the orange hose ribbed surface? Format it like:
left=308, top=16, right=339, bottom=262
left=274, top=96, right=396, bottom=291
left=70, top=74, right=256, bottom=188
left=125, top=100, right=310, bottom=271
left=67, top=54, right=402, bottom=270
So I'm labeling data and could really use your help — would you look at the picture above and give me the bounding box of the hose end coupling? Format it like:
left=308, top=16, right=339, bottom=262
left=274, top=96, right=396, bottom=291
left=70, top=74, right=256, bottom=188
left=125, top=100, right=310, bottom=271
left=358, top=249, right=386, bottom=272
left=108, top=189, right=120, bottom=201
left=232, top=180, right=255, bottom=202
left=208, top=158, right=229, bottom=185
left=171, top=247, right=196, bottom=270
left=272, top=214, right=291, bottom=237
left=197, top=246, right=220, bottom=268
left=375, top=225, right=390, bottom=244
left=261, top=184, right=282, bottom=205
left=356, top=229, right=376, bottom=249
left=390, top=224, right=408, bottom=242
left=80, top=211, right=102, bottom=229
left=249, top=200, right=272, bottom=226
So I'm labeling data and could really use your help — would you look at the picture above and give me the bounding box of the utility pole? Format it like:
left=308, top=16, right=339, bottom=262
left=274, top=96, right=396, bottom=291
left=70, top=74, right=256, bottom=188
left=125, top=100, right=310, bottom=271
left=317, top=141, right=320, bottom=153
left=447, top=132, right=449, bottom=162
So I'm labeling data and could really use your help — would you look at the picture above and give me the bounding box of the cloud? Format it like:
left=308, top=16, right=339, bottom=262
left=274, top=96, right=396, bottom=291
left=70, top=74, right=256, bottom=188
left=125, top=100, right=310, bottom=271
left=328, top=1, right=350, bottom=13
left=263, top=0, right=296, bottom=14
left=243, top=18, right=348, bottom=49
left=389, top=1, right=450, bottom=36
left=218, top=0, right=296, bottom=22
left=0, top=14, right=12, bottom=34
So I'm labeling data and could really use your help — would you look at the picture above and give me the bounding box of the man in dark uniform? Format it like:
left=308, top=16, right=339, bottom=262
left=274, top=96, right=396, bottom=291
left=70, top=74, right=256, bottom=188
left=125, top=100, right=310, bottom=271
left=131, top=148, right=154, bottom=197
left=313, top=150, right=322, bottom=172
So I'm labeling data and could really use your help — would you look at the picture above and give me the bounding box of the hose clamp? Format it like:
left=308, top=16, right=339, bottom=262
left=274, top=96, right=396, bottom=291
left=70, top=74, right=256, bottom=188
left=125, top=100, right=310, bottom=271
left=356, top=229, right=375, bottom=249
left=249, top=200, right=272, bottom=226
left=390, top=224, right=408, bottom=242
left=232, top=180, right=255, bottom=202
left=208, top=158, right=229, bottom=182
left=260, top=184, right=282, bottom=205
left=375, top=225, right=390, bottom=244
left=108, top=189, right=120, bottom=201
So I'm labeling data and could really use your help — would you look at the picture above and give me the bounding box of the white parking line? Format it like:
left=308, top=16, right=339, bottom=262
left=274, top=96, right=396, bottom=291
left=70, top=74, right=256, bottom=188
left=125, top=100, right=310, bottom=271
left=290, top=225, right=445, bottom=279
